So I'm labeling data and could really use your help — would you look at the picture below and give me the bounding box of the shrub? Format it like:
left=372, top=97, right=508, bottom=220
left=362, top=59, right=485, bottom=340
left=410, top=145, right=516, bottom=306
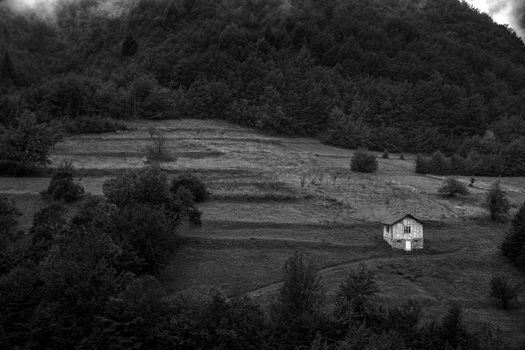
left=64, top=116, right=127, bottom=134
left=144, top=130, right=173, bottom=163
left=42, top=161, right=85, bottom=202
left=490, top=274, right=519, bottom=309
left=438, top=178, right=469, bottom=198
left=381, top=149, right=389, bottom=159
left=103, top=166, right=174, bottom=209
left=483, top=181, right=510, bottom=222
left=351, top=149, right=378, bottom=173
left=0, top=112, right=59, bottom=175
left=170, top=173, right=209, bottom=203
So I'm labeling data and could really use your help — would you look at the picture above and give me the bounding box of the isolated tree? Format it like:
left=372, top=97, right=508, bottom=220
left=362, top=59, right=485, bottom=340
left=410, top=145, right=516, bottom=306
left=144, top=129, right=172, bottom=163
left=351, top=148, right=378, bottom=173
left=0, top=112, right=58, bottom=175
left=501, top=202, right=525, bottom=270
left=335, top=264, right=379, bottom=323
left=438, top=178, right=469, bottom=198
left=42, top=161, right=85, bottom=202
left=121, top=34, right=138, bottom=57
left=483, top=181, right=510, bottom=221
left=490, top=274, right=519, bottom=309
left=277, top=251, right=324, bottom=317
left=270, top=251, right=324, bottom=348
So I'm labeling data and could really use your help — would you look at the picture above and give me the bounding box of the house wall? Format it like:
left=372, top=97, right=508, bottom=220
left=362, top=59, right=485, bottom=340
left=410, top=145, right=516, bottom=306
left=383, top=217, right=424, bottom=250
left=391, top=217, right=423, bottom=240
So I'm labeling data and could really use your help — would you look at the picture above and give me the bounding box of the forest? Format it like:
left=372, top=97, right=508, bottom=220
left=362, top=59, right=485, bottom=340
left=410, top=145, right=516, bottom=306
left=1, top=0, right=525, bottom=175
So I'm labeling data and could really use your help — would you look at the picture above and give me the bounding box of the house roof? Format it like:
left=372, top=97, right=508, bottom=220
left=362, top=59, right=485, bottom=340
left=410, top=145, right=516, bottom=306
left=381, top=213, right=422, bottom=226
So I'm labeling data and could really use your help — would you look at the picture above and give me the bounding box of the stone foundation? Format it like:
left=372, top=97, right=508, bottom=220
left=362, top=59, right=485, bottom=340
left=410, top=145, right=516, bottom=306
left=385, top=238, right=424, bottom=251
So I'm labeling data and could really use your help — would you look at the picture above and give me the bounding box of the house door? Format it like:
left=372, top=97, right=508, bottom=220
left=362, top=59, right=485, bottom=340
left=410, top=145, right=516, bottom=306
left=405, top=240, right=412, bottom=252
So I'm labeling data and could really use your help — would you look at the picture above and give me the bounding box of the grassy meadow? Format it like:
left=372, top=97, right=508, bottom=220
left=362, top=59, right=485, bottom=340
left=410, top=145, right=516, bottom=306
left=2, top=119, right=525, bottom=345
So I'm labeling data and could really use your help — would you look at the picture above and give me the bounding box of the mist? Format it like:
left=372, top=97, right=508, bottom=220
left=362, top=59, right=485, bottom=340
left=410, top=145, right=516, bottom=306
left=2, top=0, right=135, bottom=19
left=2, top=0, right=524, bottom=40
left=465, top=0, right=525, bottom=39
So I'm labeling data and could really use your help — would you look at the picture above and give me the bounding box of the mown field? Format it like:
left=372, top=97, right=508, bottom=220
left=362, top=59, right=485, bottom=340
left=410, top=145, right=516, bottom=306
left=2, top=119, right=525, bottom=345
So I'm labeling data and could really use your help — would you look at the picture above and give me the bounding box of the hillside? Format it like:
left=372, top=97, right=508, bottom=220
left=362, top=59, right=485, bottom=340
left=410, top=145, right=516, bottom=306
left=2, top=118, right=525, bottom=345
left=1, top=0, right=525, bottom=155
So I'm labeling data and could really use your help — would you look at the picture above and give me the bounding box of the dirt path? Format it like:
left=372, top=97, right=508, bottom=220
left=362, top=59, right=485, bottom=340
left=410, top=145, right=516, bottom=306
left=242, top=247, right=462, bottom=299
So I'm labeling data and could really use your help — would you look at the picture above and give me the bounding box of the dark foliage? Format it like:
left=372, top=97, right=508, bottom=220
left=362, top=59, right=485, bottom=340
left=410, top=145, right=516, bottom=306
left=144, top=129, right=173, bottom=163
left=270, top=251, right=324, bottom=349
left=42, top=161, right=85, bottom=202
left=484, top=181, right=510, bottom=221
left=64, top=116, right=128, bottom=134
left=416, top=136, right=525, bottom=176
left=438, top=178, right=469, bottom=198
left=0, top=0, right=524, bottom=161
left=121, top=34, right=138, bottom=57
left=351, top=148, right=378, bottom=173
left=490, top=274, right=519, bottom=309
left=170, top=173, right=210, bottom=203
left=502, top=202, right=525, bottom=271
left=0, top=196, right=21, bottom=249
left=0, top=112, right=59, bottom=175
left=1, top=51, right=15, bottom=85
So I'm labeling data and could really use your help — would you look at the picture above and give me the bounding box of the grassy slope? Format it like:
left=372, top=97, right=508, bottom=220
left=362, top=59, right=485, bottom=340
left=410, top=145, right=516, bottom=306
left=2, top=119, right=525, bottom=345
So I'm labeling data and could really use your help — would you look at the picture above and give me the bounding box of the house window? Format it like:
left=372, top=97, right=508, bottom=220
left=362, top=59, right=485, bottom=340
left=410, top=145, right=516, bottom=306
left=386, top=225, right=390, bottom=233
left=397, top=240, right=402, bottom=243
left=404, top=226, right=411, bottom=234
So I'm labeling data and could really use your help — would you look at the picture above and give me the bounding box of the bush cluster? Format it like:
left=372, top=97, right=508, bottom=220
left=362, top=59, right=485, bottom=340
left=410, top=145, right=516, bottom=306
left=416, top=137, right=525, bottom=176
left=438, top=178, right=469, bottom=198
left=351, top=149, right=378, bottom=173
left=64, top=116, right=128, bottom=134
left=170, top=173, right=210, bottom=203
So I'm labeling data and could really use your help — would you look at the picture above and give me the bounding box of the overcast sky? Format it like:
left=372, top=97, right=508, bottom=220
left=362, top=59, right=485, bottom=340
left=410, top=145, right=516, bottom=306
left=465, top=0, right=525, bottom=39
left=4, top=0, right=525, bottom=40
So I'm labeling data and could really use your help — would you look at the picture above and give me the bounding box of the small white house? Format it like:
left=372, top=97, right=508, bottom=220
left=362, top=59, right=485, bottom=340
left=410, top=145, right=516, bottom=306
left=382, top=214, right=423, bottom=251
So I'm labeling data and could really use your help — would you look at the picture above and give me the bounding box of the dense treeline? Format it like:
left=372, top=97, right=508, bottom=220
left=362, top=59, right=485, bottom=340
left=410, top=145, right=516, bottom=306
left=0, top=177, right=514, bottom=348
left=1, top=0, right=525, bottom=159
left=416, top=122, right=525, bottom=176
